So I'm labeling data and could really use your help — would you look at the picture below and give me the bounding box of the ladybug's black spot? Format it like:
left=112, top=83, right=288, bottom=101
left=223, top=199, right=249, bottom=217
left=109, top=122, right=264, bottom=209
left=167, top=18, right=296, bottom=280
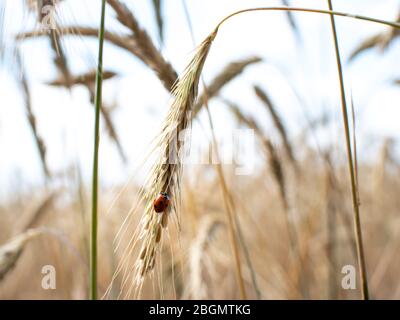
left=154, top=201, right=164, bottom=213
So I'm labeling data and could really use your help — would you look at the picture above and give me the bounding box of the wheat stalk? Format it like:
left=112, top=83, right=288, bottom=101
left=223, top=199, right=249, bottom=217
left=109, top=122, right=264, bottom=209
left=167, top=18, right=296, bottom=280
left=90, top=0, right=107, bottom=300
left=188, top=215, right=224, bottom=299
left=327, top=0, right=369, bottom=300
left=0, top=229, right=43, bottom=282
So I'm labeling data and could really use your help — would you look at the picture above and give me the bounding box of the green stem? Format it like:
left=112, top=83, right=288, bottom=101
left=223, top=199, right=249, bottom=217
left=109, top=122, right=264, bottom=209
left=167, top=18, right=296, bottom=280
left=326, top=0, right=369, bottom=300
left=90, top=0, right=107, bottom=300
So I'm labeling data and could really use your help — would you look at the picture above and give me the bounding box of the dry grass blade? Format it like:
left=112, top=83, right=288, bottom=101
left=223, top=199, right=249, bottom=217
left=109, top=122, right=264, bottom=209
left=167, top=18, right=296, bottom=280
left=193, top=56, right=262, bottom=117
left=48, top=31, right=72, bottom=88
left=106, top=0, right=177, bottom=91
left=349, top=34, right=385, bottom=61
left=15, top=51, right=50, bottom=178
left=327, top=0, right=369, bottom=299
left=254, top=85, right=297, bottom=171
left=350, top=94, right=360, bottom=205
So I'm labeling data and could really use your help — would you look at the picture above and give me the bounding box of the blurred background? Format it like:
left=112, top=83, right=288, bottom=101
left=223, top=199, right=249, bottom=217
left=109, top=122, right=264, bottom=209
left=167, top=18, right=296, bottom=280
left=0, top=0, right=400, bottom=299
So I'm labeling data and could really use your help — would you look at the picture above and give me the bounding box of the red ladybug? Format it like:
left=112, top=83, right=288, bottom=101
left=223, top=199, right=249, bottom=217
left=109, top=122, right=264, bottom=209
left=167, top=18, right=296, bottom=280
left=153, top=192, right=170, bottom=213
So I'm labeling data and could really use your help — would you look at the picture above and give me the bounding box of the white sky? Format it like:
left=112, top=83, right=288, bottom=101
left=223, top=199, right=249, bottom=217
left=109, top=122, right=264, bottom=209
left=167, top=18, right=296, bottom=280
left=0, top=0, right=400, bottom=200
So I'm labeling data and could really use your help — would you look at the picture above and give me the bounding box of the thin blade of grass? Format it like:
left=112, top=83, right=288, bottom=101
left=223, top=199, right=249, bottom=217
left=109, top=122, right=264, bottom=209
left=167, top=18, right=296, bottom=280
left=90, top=0, right=107, bottom=301
left=327, top=0, right=369, bottom=300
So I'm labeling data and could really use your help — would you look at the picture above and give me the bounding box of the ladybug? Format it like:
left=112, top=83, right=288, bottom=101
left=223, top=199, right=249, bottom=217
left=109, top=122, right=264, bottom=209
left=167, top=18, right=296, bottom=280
left=153, top=192, right=170, bottom=213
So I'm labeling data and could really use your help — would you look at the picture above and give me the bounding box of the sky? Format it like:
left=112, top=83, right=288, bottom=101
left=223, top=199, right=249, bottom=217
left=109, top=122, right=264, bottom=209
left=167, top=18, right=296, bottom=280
left=0, top=0, right=400, bottom=200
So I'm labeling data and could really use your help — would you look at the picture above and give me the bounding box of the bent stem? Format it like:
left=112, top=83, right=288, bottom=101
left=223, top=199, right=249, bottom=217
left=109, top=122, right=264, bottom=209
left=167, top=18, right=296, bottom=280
left=326, top=0, right=369, bottom=300
left=91, top=0, right=107, bottom=300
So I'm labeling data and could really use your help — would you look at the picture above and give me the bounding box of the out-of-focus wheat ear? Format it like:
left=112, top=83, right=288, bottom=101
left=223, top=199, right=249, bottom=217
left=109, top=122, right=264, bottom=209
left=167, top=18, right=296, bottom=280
left=151, top=0, right=164, bottom=45
left=253, top=85, right=298, bottom=172
left=189, top=215, right=224, bottom=299
left=18, top=27, right=131, bottom=54
left=106, top=0, right=178, bottom=91
left=47, top=70, right=117, bottom=87
left=349, top=12, right=400, bottom=61
left=348, top=34, right=384, bottom=61
left=192, top=56, right=262, bottom=117
left=49, top=31, right=72, bottom=88
left=226, top=100, right=288, bottom=210
left=0, top=229, right=43, bottom=282
left=15, top=50, right=50, bottom=178
left=132, top=30, right=218, bottom=290
left=20, top=192, right=57, bottom=231
left=18, top=21, right=178, bottom=92
left=327, top=0, right=369, bottom=300
left=349, top=93, right=360, bottom=205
